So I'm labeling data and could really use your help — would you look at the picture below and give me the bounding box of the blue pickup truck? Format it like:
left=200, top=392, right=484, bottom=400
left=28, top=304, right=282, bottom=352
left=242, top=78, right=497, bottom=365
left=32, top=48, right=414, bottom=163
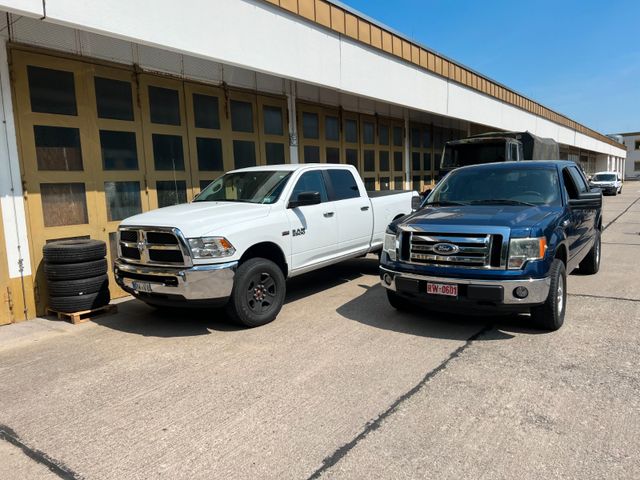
left=380, top=161, right=603, bottom=330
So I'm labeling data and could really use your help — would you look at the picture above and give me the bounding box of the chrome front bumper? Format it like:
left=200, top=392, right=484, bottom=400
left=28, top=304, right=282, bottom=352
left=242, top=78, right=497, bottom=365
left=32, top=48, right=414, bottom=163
left=114, top=259, right=238, bottom=301
left=380, top=266, right=551, bottom=305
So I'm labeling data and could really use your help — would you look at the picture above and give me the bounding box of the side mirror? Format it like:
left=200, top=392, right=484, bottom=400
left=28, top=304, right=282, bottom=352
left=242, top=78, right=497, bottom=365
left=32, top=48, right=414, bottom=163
left=288, top=191, right=321, bottom=208
left=569, top=191, right=602, bottom=210
left=411, top=195, right=422, bottom=211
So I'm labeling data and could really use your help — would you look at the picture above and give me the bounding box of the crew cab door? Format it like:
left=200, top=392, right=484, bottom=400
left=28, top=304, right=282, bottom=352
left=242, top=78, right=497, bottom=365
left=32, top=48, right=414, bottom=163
left=285, top=170, right=338, bottom=270
left=562, top=165, right=596, bottom=264
left=325, top=168, right=374, bottom=255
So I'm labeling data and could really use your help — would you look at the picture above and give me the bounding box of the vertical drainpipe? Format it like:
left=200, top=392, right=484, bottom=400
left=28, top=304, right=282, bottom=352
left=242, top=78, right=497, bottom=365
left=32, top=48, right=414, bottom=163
left=403, top=110, right=410, bottom=190
left=286, top=80, right=299, bottom=164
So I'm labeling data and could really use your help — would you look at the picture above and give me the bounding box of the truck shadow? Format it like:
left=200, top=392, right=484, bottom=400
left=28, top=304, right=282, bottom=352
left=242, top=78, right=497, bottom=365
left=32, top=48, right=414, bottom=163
left=336, top=283, right=544, bottom=340
left=92, top=257, right=380, bottom=337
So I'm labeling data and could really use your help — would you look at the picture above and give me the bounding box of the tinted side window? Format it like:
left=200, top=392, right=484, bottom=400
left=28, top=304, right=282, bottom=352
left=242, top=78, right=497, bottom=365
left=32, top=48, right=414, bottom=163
left=327, top=169, right=360, bottom=201
left=568, top=166, right=588, bottom=193
left=290, top=171, right=328, bottom=203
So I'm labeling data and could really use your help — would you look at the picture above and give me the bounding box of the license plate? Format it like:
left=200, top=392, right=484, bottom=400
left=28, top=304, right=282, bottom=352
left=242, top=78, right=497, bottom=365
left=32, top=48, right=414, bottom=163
left=426, top=282, right=458, bottom=297
left=131, top=281, right=153, bottom=293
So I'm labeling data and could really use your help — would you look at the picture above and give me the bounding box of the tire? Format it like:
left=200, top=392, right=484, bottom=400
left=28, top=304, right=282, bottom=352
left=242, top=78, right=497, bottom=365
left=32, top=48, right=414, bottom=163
left=47, top=274, right=109, bottom=297
left=579, top=231, right=601, bottom=275
left=225, top=258, right=286, bottom=327
left=45, top=258, right=108, bottom=281
left=43, top=239, right=106, bottom=264
left=530, top=259, right=566, bottom=331
left=48, top=288, right=110, bottom=313
left=386, top=290, right=410, bottom=311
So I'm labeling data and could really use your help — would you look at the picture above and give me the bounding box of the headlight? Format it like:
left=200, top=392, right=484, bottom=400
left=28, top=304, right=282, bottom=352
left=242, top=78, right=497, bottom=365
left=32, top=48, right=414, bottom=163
left=188, top=237, right=236, bottom=259
left=508, top=237, right=546, bottom=269
left=383, top=233, right=398, bottom=261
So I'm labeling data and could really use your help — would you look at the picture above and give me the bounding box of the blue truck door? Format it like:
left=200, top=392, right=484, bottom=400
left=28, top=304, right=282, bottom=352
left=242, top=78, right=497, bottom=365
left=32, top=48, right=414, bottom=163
left=563, top=166, right=592, bottom=262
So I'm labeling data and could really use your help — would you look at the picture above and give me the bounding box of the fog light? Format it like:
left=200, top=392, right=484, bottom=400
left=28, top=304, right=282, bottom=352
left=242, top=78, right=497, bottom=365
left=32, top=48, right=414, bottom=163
left=383, top=274, right=392, bottom=285
left=513, top=286, right=529, bottom=299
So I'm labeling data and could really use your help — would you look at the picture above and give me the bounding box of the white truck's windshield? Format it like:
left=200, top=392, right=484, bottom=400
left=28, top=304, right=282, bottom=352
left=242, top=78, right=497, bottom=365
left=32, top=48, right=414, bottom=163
left=195, top=171, right=292, bottom=204
left=592, top=174, right=617, bottom=182
left=426, top=167, right=562, bottom=207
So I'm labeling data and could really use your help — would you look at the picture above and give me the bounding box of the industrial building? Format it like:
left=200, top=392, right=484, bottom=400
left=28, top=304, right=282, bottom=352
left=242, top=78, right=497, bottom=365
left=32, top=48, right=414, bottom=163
left=615, top=132, right=640, bottom=178
left=0, top=0, right=627, bottom=323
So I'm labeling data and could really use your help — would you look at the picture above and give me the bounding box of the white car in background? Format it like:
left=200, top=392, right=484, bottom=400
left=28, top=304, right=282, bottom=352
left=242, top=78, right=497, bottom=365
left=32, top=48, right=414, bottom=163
left=590, top=171, right=623, bottom=195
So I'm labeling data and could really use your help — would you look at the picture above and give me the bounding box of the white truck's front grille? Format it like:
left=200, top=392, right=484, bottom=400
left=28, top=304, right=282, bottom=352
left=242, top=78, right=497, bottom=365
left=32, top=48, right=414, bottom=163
left=118, top=227, right=191, bottom=267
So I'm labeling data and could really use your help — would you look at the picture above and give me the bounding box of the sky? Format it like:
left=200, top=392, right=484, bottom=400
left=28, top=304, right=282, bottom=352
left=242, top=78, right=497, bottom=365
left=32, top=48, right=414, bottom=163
left=341, top=0, right=640, bottom=135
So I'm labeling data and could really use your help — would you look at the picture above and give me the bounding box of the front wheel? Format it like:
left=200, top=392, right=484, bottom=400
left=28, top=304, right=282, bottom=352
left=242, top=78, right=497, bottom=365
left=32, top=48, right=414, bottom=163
left=530, top=259, right=566, bottom=331
left=226, top=258, right=285, bottom=327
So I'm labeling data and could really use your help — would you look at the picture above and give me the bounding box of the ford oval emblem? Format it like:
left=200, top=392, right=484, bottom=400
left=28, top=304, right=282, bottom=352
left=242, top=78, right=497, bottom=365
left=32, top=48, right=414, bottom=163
left=433, top=243, right=459, bottom=255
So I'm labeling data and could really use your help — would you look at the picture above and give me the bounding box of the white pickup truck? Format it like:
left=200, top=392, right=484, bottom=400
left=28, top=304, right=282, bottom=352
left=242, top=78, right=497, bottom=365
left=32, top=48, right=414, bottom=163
left=115, top=164, right=418, bottom=326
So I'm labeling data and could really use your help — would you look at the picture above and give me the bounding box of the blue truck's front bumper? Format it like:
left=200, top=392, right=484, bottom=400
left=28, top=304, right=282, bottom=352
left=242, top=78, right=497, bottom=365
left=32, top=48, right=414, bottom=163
left=380, top=265, right=551, bottom=308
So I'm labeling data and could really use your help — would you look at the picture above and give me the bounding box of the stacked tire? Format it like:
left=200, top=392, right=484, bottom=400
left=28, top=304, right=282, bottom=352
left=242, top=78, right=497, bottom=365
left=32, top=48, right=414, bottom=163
left=43, top=239, right=110, bottom=313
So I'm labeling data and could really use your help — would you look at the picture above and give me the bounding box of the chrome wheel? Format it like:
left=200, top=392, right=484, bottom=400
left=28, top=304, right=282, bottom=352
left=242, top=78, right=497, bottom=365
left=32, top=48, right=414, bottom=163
left=595, top=237, right=601, bottom=266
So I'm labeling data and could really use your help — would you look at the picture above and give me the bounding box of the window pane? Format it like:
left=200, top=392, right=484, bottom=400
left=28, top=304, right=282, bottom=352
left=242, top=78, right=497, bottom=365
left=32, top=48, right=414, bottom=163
left=40, top=183, right=88, bottom=227
left=265, top=142, right=285, bottom=165
left=302, top=112, right=319, bottom=139
left=196, top=137, right=223, bottom=171
left=394, top=151, right=403, bottom=171
left=364, top=150, right=375, bottom=172
left=379, top=125, right=389, bottom=145
left=327, top=169, right=360, bottom=200
left=105, top=181, right=142, bottom=221
left=152, top=134, right=184, bottom=171
left=231, top=100, right=253, bottom=132
left=412, top=152, right=421, bottom=171
left=200, top=180, right=213, bottom=191
left=34, top=126, right=83, bottom=171
left=326, top=147, right=339, bottom=163
left=149, top=86, right=180, bottom=125
left=325, top=116, right=339, bottom=141
left=411, top=128, right=421, bottom=148
left=364, top=178, right=376, bottom=190
left=345, top=119, right=358, bottom=143
left=393, top=126, right=403, bottom=146
left=346, top=148, right=358, bottom=168
left=380, top=151, right=390, bottom=171
left=394, top=176, right=403, bottom=189
left=363, top=122, right=374, bottom=144
left=423, top=174, right=432, bottom=184
left=291, top=171, right=328, bottom=203
left=233, top=140, right=256, bottom=169
left=263, top=106, right=283, bottom=136
left=412, top=176, right=421, bottom=191
left=423, top=153, right=431, bottom=171
left=95, top=77, right=133, bottom=121
left=380, top=177, right=390, bottom=190
left=422, top=128, right=431, bottom=148
left=100, top=130, right=138, bottom=170
left=28, top=66, right=77, bottom=115
left=303, top=145, right=320, bottom=163
left=193, top=93, right=220, bottom=129
left=156, top=181, right=187, bottom=207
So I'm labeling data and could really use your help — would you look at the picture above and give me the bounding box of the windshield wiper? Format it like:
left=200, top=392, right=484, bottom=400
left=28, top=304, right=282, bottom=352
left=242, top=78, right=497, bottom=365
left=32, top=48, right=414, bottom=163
left=425, top=201, right=468, bottom=206
left=468, top=199, right=537, bottom=207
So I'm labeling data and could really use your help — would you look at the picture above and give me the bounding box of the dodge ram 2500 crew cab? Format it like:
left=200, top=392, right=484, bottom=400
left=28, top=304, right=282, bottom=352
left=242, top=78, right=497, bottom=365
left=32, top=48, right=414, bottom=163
left=380, top=161, right=602, bottom=331
left=115, top=164, right=418, bottom=327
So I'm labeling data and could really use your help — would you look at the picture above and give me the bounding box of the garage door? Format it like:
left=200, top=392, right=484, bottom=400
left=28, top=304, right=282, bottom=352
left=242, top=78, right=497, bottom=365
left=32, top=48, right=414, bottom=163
left=11, top=48, right=289, bottom=314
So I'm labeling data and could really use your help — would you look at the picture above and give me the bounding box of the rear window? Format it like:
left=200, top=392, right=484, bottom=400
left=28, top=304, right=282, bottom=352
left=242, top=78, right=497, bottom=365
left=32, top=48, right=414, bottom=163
left=327, top=169, right=360, bottom=201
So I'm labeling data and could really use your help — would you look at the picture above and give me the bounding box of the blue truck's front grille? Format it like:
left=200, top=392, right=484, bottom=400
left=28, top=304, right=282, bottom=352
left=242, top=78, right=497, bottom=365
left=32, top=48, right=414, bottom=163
left=405, top=231, right=504, bottom=269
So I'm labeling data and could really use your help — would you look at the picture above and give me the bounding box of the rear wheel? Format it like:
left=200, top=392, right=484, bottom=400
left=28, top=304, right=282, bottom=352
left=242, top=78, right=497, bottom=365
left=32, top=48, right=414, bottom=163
left=579, top=231, right=601, bottom=275
left=225, top=258, right=285, bottom=327
left=530, top=259, right=566, bottom=331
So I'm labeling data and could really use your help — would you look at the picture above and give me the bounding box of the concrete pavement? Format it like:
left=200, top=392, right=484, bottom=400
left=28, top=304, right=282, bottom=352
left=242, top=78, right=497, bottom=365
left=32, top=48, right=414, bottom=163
left=1, top=184, right=639, bottom=479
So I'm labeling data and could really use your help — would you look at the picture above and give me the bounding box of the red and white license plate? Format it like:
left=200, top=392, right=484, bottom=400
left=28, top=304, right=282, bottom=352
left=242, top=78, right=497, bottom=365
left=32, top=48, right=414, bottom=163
left=426, top=282, right=458, bottom=297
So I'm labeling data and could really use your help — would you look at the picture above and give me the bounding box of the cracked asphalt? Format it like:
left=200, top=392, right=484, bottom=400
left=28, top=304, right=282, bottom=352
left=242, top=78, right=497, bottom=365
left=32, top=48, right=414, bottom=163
left=1, top=184, right=639, bottom=480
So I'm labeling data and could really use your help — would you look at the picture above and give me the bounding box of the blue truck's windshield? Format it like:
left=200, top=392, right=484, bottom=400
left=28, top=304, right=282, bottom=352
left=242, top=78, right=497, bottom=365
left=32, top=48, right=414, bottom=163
left=195, top=171, right=292, bottom=204
left=426, top=167, right=562, bottom=207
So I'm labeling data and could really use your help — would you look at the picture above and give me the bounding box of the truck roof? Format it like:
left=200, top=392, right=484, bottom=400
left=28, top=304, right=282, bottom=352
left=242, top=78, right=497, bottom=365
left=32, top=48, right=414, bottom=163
left=228, top=163, right=353, bottom=174
left=452, top=160, right=575, bottom=172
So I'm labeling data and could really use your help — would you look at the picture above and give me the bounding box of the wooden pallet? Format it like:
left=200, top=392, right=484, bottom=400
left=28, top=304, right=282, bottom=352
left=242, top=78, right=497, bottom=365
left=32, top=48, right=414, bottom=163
left=47, top=304, right=118, bottom=324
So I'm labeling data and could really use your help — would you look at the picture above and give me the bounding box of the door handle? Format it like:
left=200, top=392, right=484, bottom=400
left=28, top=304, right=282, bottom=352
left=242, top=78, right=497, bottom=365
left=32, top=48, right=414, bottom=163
left=323, top=212, right=335, bottom=217
left=361, top=206, right=370, bottom=211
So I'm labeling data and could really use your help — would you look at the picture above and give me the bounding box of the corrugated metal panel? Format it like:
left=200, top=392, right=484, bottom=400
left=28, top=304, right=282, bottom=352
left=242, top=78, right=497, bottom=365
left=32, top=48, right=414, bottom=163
left=80, top=31, right=133, bottom=65
left=223, top=64, right=256, bottom=90
left=183, top=55, right=223, bottom=84
left=12, top=16, right=78, bottom=53
left=256, top=72, right=285, bottom=94
left=137, top=44, right=183, bottom=76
